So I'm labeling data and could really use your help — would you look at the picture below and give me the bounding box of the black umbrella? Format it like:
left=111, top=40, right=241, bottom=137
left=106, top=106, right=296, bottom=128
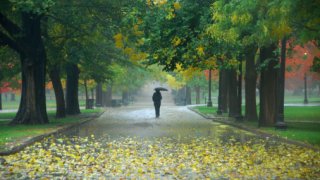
left=154, top=87, right=168, bottom=91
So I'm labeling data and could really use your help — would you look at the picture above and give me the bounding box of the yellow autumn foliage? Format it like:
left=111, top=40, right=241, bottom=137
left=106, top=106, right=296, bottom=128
left=175, top=64, right=202, bottom=81
left=173, top=2, right=181, bottom=10
left=171, top=36, right=181, bottom=47
left=181, top=67, right=202, bottom=81
left=166, top=74, right=185, bottom=89
left=231, top=12, right=252, bottom=26
left=114, top=33, right=124, bottom=49
left=196, top=46, right=205, bottom=56
left=207, top=25, right=238, bottom=44
left=133, top=24, right=144, bottom=36
left=1, top=135, right=319, bottom=179
left=151, top=0, right=167, bottom=6
left=204, top=56, right=218, bottom=68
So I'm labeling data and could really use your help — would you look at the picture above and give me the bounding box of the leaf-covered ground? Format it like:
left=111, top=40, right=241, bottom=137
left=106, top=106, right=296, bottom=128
left=1, top=105, right=319, bottom=179
left=1, top=134, right=319, bottom=179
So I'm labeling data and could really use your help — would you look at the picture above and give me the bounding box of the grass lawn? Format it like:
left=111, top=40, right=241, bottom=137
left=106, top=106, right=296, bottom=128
left=284, top=95, right=320, bottom=104
left=263, top=122, right=320, bottom=145
left=1, top=99, right=86, bottom=110
left=192, top=106, right=320, bottom=146
left=284, top=106, right=320, bottom=121
left=0, top=108, right=102, bottom=151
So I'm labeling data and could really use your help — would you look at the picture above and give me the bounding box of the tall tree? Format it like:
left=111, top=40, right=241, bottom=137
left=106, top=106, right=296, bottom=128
left=65, top=62, right=80, bottom=115
left=0, top=1, right=54, bottom=124
left=259, top=44, right=279, bottom=126
left=244, top=46, right=258, bottom=121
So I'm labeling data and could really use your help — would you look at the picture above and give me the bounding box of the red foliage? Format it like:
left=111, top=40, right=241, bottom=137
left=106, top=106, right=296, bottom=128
left=0, top=82, right=11, bottom=93
left=285, top=42, right=320, bottom=90
left=204, top=69, right=219, bottom=80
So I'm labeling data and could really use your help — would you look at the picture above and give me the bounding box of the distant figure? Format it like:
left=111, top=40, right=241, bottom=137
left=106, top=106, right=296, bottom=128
left=152, top=90, right=162, bottom=118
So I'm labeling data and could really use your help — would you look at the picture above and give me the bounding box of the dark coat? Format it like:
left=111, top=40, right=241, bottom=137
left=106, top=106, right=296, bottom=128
left=152, top=91, right=162, bottom=106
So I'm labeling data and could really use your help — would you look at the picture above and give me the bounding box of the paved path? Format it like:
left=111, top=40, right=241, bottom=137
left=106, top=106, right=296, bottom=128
left=69, top=105, right=255, bottom=141
left=67, top=82, right=255, bottom=142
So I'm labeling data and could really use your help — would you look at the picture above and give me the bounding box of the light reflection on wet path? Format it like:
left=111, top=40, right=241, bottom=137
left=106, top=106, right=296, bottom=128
left=65, top=105, right=257, bottom=144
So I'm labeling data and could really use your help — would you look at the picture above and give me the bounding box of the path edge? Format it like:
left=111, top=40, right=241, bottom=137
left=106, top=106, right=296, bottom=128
left=0, top=111, right=105, bottom=156
left=188, top=106, right=319, bottom=151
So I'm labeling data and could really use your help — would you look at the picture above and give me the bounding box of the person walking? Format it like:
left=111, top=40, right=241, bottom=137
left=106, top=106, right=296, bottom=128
left=152, top=89, right=162, bottom=118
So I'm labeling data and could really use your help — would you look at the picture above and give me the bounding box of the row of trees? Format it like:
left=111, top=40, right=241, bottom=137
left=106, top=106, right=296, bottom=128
left=115, top=0, right=319, bottom=127
left=1, top=0, right=319, bottom=126
left=0, top=0, right=153, bottom=124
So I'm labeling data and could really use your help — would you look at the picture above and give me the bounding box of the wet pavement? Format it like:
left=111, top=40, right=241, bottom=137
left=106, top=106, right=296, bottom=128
left=67, top=105, right=255, bottom=142
left=66, top=82, right=255, bottom=141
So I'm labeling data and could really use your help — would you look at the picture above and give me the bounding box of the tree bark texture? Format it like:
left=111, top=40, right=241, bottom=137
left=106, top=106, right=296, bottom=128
left=66, top=63, right=80, bottom=115
left=245, top=47, right=258, bottom=121
left=220, top=69, right=229, bottom=113
left=228, top=68, right=238, bottom=117
left=95, top=83, right=103, bottom=107
left=49, top=65, right=66, bottom=118
left=11, top=13, right=48, bottom=124
left=276, top=38, right=287, bottom=125
left=259, top=44, right=279, bottom=126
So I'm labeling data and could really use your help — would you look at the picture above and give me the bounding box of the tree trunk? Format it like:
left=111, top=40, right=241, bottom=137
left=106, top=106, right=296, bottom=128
left=228, top=68, right=238, bottom=117
left=105, top=84, right=112, bottom=107
left=186, top=85, right=192, bottom=105
left=275, top=37, right=287, bottom=129
left=49, top=65, right=66, bottom=118
left=91, top=88, right=94, bottom=99
left=259, top=44, right=279, bottom=127
left=66, top=63, right=80, bottom=115
left=217, top=70, right=223, bottom=114
left=245, top=47, right=258, bottom=121
left=95, top=83, right=103, bottom=107
left=220, top=69, right=229, bottom=113
left=84, top=79, right=89, bottom=109
left=237, top=58, right=243, bottom=118
left=195, top=86, right=200, bottom=104
left=122, top=91, right=129, bottom=105
left=102, top=88, right=107, bottom=106
left=11, top=13, right=48, bottom=124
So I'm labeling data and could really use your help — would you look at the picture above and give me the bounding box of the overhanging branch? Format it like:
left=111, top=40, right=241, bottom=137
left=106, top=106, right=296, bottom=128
left=0, top=12, right=22, bottom=38
left=0, top=31, right=21, bottom=53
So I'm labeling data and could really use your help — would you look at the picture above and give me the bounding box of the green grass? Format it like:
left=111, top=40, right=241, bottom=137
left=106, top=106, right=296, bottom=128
left=263, top=122, right=320, bottom=145
left=0, top=108, right=99, bottom=120
left=285, top=106, right=320, bottom=122
left=284, top=95, right=320, bottom=104
left=0, top=112, right=17, bottom=120
left=195, top=105, right=320, bottom=122
left=1, top=99, right=86, bottom=110
left=194, top=106, right=218, bottom=115
left=0, top=108, right=102, bottom=150
left=189, top=92, right=320, bottom=105
left=192, top=105, right=320, bottom=146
